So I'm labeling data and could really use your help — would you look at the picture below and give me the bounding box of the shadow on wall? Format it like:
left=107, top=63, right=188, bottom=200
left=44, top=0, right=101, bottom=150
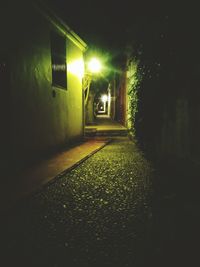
left=135, top=76, right=200, bottom=166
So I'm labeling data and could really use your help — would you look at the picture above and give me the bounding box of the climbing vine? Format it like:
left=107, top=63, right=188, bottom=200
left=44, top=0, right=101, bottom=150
left=127, top=58, right=142, bottom=136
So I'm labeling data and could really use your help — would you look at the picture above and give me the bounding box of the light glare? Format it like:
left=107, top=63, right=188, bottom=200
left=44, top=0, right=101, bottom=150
left=68, top=59, right=84, bottom=79
left=88, top=58, right=102, bottom=73
left=101, top=94, right=108, bottom=102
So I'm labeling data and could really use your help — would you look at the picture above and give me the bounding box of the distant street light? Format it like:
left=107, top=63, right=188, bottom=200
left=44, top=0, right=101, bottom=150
left=101, top=94, right=108, bottom=103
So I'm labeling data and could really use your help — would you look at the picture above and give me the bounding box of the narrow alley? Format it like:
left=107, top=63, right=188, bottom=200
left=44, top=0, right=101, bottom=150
left=1, top=1, right=200, bottom=267
left=1, top=137, right=153, bottom=267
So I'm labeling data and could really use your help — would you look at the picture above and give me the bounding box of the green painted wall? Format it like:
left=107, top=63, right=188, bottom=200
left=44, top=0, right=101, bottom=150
left=0, top=3, right=85, bottom=172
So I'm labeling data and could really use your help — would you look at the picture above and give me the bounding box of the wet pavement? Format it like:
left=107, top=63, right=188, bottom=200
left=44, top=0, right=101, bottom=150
left=1, top=137, right=153, bottom=267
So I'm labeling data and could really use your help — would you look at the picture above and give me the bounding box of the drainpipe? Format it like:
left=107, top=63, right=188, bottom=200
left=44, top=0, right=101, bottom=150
left=107, top=84, right=111, bottom=117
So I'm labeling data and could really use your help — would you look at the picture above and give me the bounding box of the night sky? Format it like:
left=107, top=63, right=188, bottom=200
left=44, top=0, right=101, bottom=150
left=44, top=0, right=200, bottom=71
left=44, top=1, right=199, bottom=45
left=45, top=0, right=170, bottom=50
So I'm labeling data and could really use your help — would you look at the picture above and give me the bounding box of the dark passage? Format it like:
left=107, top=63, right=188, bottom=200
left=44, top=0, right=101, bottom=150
left=1, top=1, right=200, bottom=267
left=2, top=138, right=199, bottom=267
left=1, top=138, right=153, bottom=267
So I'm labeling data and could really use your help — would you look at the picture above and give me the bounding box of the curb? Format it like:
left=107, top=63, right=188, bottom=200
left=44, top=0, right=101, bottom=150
left=2, top=138, right=112, bottom=214
left=45, top=138, right=112, bottom=187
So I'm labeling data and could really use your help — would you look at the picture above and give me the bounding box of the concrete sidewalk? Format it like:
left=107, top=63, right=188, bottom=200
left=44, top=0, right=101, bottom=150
left=0, top=138, right=110, bottom=212
left=85, top=117, right=127, bottom=136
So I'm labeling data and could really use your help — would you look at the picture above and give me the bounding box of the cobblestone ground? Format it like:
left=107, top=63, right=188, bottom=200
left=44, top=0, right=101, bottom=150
left=1, top=137, right=153, bottom=267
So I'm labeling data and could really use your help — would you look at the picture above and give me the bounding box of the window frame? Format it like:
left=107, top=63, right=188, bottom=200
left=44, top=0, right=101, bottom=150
left=50, top=30, right=67, bottom=90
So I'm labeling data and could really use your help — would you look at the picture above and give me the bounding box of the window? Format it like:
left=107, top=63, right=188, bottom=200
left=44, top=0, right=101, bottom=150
left=50, top=31, right=67, bottom=89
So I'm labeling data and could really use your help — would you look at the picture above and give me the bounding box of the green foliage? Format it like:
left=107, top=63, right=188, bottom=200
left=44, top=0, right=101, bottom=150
left=127, top=58, right=142, bottom=135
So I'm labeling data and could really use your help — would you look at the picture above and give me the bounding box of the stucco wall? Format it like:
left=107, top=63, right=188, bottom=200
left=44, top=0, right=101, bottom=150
left=0, top=3, right=85, bottom=171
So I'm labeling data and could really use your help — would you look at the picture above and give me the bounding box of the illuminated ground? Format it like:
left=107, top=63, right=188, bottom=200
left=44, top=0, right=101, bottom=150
left=1, top=137, right=153, bottom=267
left=2, top=137, right=200, bottom=267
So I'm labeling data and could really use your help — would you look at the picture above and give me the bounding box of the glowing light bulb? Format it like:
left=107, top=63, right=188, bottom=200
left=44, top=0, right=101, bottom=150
left=101, top=94, right=108, bottom=102
left=88, top=57, right=102, bottom=73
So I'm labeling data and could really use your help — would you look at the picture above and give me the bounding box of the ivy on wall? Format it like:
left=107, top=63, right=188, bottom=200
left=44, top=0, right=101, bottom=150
left=127, top=58, right=142, bottom=136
